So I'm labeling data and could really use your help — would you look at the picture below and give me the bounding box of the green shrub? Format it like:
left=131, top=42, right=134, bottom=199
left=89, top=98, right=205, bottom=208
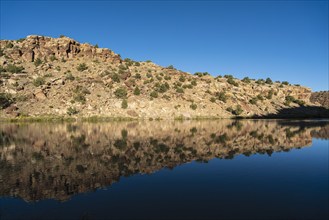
left=179, top=75, right=186, bottom=82
left=6, top=64, right=24, bottom=73
left=33, top=77, right=45, bottom=87
left=114, top=87, right=127, bottom=98
left=134, top=73, right=141, bottom=79
left=176, top=87, right=184, bottom=93
left=210, top=97, right=216, bottom=103
left=0, top=65, right=6, bottom=73
left=155, top=82, right=170, bottom=93
left=265, top=77, right=273, bottom=84
left=0, top=49, right=4, bottom=57
left=0, top=93, right=13, bottom=109
left=227, top=78, right=238, bottom=86
left=134, top=86, right=141, bottom=95
left=121, top=99, right=128, bottom=109
left=249, top=97, right=258, bottom=105
left=164, top=75, right=171, bottom=80
left=216, top=91, right=227, bottom=103
left=266, top=89, right=274, bottom=99
left=65, top=73, right=75, bottom=81
left=34, top=58, right=42, bottom=67
left=242, top=77, right=251, bottom=83
left=146, top=72, right=152, bottom=78
left=167, top=65, right=175, bottom=69
left=73, top=93, right=86, bottom=104
left=95, top=44, right=99, bottom=48
left=67, top=107, right=79, bottom=115
left=227, top=105, right=243, bottom=115
left=150, top=91, right=158, bottom=98
left=194, top=72, right=209, bottom=77
left=256, top=94, right=264, bottom=101
left=282, top=81, right=289, bottom=85
left=49, top=55, right=57, bottom=61
left=224, top=74, right=234, bottom=79
left=111, top=73, right=120, bottom=83
left=191, top=80, right=197, bottom=86
left=190, top=103, right=197, bottom=110
left=77, top=63, right=88, bottom=72
left=256, top=79, right=264, bottom=85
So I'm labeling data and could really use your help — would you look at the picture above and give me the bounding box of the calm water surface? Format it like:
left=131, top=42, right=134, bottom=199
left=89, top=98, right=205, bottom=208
left=0, top=120, right=328, bottom=219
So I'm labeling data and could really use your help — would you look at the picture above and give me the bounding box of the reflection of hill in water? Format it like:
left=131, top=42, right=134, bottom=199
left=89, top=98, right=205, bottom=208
left=0, top=120, right=328, bottom=202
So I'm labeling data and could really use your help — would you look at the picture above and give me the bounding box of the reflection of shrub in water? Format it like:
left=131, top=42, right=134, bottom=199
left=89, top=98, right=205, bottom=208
left=71, top=135, right=89, bottom=152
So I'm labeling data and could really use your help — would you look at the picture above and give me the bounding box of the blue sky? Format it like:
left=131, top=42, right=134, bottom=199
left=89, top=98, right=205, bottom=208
left=1, top=0, right=328, bottom=91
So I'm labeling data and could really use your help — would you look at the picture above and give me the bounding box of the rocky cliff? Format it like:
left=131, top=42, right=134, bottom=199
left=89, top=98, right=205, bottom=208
left=0, top=35, right=328, bottom=119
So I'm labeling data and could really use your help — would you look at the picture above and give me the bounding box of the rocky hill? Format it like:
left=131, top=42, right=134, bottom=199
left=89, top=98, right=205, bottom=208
left=0, top=35, right=328, bottom=119
left=310, top=91, right=329, bottom=109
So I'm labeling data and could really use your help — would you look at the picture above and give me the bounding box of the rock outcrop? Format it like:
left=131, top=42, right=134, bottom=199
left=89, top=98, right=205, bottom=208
left=0, top=35, right=328, bottom=119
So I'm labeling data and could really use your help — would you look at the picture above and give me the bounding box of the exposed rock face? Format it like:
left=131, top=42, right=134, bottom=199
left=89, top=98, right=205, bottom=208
left=0, top=120, right=328, bottom=202
left=311, top=91, right=329, bottom=109
left=0, top=35, right=328, bottom=119
left=0, top=35, right=121, bottom=63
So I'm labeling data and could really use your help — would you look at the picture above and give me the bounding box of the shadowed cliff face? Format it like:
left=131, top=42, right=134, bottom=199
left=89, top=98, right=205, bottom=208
left=0, top=120, right=328, bottom=202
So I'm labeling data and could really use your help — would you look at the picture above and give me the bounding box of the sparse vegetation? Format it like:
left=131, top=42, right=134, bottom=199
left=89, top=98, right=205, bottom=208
left=114, top=87, right=127, bottom=98
left=77, top=63, right=88, bottom=72
left=0, top=93, right=13, bottom=109
left=6, top=64, right=24, bottom=73
left=33, top=77, right=45, bottom=87
left=190, top=103, right=197, bottom=110
left=34, top=58, right=42, bottom=67
left=227, top=78, right=238, bottom=86
left=227, top=105, right=243, bottom=115
left=150, top=91, right=158, bottom=98
left=121, top=99, right=128, bottom=109
left=134, top=86, right=141, bottom=95
left=67, top=107, right=79, bottom=115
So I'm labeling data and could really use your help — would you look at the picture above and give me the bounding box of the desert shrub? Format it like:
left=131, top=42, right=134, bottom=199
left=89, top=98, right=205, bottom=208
left=216, top=91, right=228, bottom=103
left=210, top=97, right=216, bottom=103
left=191, top=80, right=197, bottom=86
left=155, top=82, right=170, bottom=93
left=134, top=73, right=141, bottom=79
left=176, top=87, right=184, bottom=93
left=77, top=63, right=88, bottom=72
left=294, top=99, right=305, bottom=106
left=256, top=79, right=264, bottom=85
left=73, top=93, right=86, bottom=104
left=242, top=77, right=251, bottom=83
left=6, top=64, right=24, bottom=73
left=121, top=99, right=128, bottom=109
left=150, top=91, right=158, bottom=98
left=114, top=87, right=127, bottom=98
left=164, top=75, right=171, bottom=80
left=134, top=86, right=141, bottom=95
left=95, top=44, right=99, bottom=48
left=282, top=81, right=289, bottom=85
left=266, top=89, right=274, bottom=99
left=285, top=95, right=305, bottom=106
left=0, top=49, right=4, bottom=57
left=167, top=65, right=175, bottom=69
left=111, top=73, right=120, bottom=83
left=65, top=73, right=75, bottom=81
left=190, top=103, right=197, bottom=110
left=156, top=75, right=163, bottom=81
left=194, top=72, right=209, bottom=77
left=249, top=97, right=258, bottom=105
left=49, top=55, right=57, bottom=61
left=179, top=75, right=186, bottom=82
left=16, top=38, right=25, bottom=43
left=227, top=105, right=243, bottom=115
left=0, top=93, right=13, bottom=109
left=61, top=57, right=66, bottom=62
left=34, top=58, right=42, bottom=67
left=67, top=107, right=79, bottom=115
left=33, top=77, right=45, bottom=87
left=227, top=78, right=238, bottom=86
left=256, top=94, right=264, bottom=101
left=265, top=77, right=273, bottom=84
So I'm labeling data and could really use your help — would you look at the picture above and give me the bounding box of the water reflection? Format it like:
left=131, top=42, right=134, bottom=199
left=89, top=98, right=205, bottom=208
left=0, top=119, right=328, bottom=202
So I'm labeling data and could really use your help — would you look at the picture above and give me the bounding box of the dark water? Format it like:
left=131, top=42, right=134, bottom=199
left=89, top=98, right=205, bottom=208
left=0, top=120, right=328, bottom=220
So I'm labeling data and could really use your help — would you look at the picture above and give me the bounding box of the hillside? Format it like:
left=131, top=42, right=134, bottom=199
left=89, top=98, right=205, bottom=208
left=0, top=35, right=328, bottom=119
left=310, top=91, right=329, bottom=109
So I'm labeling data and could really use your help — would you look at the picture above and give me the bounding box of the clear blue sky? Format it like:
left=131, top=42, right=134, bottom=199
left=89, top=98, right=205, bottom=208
left=1, top=0, right=328, bottom=91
